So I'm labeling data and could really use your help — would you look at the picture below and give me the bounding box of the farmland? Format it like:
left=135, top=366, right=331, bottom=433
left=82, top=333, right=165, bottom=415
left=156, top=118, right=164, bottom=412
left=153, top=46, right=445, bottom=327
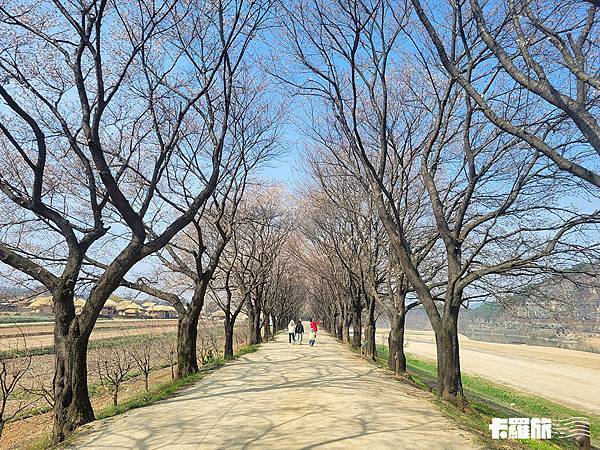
left=0, top=318, right=178, bottom=352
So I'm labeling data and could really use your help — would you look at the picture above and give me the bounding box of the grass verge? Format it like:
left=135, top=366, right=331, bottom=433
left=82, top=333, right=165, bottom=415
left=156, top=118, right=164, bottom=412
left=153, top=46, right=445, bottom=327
left=0, top=315, right=54, bottom=324
left=374, top=344, right=598, bottom=450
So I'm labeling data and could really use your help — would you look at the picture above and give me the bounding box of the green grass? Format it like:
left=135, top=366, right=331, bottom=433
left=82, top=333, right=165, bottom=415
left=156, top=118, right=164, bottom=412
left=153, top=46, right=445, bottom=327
left=88, top=332, right=176, bottom=350
left=24, top=436, right=53, bottom=450
left=374, top=344, right=598, bottom=450
left=0, top=315, right=54, bottom=324
left=235, top=344, right=261, bottom=357
left=0, top=346, right=56, bottom=359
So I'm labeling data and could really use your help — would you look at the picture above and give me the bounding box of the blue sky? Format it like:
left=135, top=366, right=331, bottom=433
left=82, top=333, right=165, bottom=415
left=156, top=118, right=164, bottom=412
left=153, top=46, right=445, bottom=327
left=260, top=138, right=300, bottom=186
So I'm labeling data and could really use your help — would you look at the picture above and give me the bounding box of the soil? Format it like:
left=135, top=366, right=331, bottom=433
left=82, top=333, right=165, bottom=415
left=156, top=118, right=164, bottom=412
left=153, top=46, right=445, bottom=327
left=0, top=319, right=178, bottom=350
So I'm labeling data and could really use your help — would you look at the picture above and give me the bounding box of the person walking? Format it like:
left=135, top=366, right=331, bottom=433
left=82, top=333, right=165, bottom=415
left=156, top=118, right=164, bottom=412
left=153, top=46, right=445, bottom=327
left=308, top=329, right=317, bottom=346
left=294, top=320, right=304, bottom=345
left=310, top=318, right=320, bottom=333
left=287, top=319, right=296, bottom=344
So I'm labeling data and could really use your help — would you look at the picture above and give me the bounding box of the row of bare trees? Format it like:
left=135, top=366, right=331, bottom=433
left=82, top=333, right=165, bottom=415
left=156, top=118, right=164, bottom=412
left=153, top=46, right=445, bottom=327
left=1, top=0, right=598, bottom=441
left=119, top=185, right=300, bottom=367
left=91, top=325, right=229, bottom=408
left=296, top=152, right=423, bottom=374
left=0, top=182, right=300, bottom=443
left=281, top=0, right=599, bottom=409
left=0, top=0, right=303, bottom=443
left=0, top=346, right=31, bottom=437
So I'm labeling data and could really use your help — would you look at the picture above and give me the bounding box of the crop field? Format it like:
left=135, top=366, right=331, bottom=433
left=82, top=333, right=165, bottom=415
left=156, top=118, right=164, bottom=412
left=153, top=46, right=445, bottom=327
left=0, top=318, right=179, bottom=351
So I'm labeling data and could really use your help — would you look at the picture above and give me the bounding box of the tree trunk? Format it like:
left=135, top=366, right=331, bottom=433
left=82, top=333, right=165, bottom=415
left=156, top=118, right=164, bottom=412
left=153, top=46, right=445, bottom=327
left=144, top=374, right=149, bottom=392
left=271, top=313, right=277, bottom=334
left=264, top=313, right=271, bottom=340
left=247, top=301, right=255, bottom=344
left=342, top=308, right=351, bottom=343
left=177, top=277, right=209, bottom=378
left=351, top=302, right=362, bottom=349
left=112, top=386, right=118, bottom=407
left=333, top=311, right=340, bottom=339
left=435, top=308, right=465, bottom=406
left=224, top=316, right=234, bottom=359
left=250, top=303, right=262, bottom=345
left=388, top=312, right=406, bottom=375
left=52, top=291, right=94, bottom=444
left=177, top=312, right=199, bottom=378
left=364, top=297, right=377, bottom=360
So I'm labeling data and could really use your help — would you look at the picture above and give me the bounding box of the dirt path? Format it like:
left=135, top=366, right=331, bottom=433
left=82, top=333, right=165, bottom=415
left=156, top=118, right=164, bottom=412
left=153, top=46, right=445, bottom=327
left=73, top=333, right=479, bottom=449
left=379, top=330, right=600, bottom=415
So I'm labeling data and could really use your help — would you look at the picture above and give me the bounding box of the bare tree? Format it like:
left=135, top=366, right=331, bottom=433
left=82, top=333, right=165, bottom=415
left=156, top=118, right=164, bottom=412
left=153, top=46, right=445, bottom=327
left=411, top=0, right=600, bottom=189
left=21, top=362, right=55, bottom=413
left=209, top=250, right=247, bottom=358
left=129, top=332, right=157, bottom=393
left=0, top=336, right=32, bottom=438
left=159, top=334, right=178, bottom=381
left=379, top=252, right=420, bottom=375
left=197, top=324, right=220, bottom=364
left=92, top=344, right=133, bottom=408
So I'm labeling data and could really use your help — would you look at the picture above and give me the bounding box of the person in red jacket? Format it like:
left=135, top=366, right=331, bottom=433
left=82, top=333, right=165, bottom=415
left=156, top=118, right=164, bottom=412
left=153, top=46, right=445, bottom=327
left=310, top=318, right=320, bottom=333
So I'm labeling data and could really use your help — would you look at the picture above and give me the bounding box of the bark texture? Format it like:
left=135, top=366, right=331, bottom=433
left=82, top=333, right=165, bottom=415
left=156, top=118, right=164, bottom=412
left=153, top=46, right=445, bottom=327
left=224, top=317, right=234, bottom=359
left=387, top=312, right=406, bottom=375
left=52, top=290, right=94, bottom=443
left=177, top=313, right=199, bottom=378
left=434, top=309, right=465, bottom=406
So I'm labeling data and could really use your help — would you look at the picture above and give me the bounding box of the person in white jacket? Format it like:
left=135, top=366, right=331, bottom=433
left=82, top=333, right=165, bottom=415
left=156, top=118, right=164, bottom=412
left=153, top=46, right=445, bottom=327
left=287, top=319, right=296, bottom=344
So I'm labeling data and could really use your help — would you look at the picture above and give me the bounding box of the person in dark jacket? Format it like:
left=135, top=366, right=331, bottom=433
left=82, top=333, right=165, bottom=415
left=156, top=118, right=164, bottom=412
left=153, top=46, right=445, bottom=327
left=294, top=320, right=304, bottom=345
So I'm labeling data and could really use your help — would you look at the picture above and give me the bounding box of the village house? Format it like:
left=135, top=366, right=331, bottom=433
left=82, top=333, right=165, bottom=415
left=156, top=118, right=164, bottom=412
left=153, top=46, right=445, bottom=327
left=115, top=301, right=143, bottom=318
left=100, top=298, right=118, bottom=317
left=146, top=304, right=177, bottom=319
left=74, top=298, right=86, bottom=315
left=27, top=296, right=53, bottom=315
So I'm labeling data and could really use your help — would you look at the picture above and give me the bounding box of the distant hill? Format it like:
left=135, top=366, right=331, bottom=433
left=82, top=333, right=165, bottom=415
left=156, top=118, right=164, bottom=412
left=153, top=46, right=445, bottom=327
left=402, top=266, right=600, bottom=353
left=0, top=285, right=29, bottom=298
